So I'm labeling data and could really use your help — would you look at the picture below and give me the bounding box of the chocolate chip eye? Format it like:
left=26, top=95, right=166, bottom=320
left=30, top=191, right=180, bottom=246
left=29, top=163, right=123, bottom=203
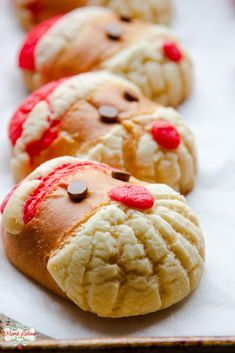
left=111, top=169, right=131, bottom=182
left=99, top=105, right=119, bottom=123
left=106, top=24, right=123, bottom=40
left=120, top=15, right=132, bottom=22
left=67, top=181, right=88, bottom=202
left=124, top=90, right=139, bottom=102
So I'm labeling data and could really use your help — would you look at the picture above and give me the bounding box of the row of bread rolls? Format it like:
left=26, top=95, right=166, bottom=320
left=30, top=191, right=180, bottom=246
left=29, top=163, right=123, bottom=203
left=1, top=1, right=205, bottom=318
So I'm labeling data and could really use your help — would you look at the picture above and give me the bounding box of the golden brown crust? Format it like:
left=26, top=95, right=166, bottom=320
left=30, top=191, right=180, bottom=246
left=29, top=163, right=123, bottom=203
left=21, top=70, right=36, bottom=92
left=1, top=165, right=126, bottom=296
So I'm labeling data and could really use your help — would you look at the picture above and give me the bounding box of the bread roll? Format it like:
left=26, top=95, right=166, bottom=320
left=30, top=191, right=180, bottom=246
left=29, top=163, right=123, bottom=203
left=18, top=7, right=192, bottom=106
left=9, top=71, right=197, bottom=194
left=1, top=156, right=205, bottom=318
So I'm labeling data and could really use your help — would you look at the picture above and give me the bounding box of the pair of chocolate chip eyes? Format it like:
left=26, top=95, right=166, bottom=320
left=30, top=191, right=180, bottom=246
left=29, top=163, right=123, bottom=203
left=106, top=16, right=132, bottom=40
left=99, top=90, right=139, bottom=123
left=67, top=170, right=131, bottom=202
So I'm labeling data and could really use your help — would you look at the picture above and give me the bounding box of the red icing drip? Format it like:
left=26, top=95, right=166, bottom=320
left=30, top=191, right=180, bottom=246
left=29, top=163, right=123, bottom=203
left=1, top=183, right=20, bottom=214
left=151, top=121, right=181, bottom=150
left=109, top=184, right=154, bottom=209
left=162, top=42, right=182, bottom=62
left=26, top=119, right=61, bottom=162
left=9, top=78, right=66, bottom=146
left=18, top=15, right=63, bottom=71
left=22, top=161, right=111, bottom=224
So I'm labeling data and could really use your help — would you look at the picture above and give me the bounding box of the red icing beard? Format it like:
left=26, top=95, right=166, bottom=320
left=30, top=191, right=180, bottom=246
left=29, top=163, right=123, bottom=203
left=1, top=161, right=111, bottom=224
left=9, top=78, right=67, bottom=162
left=18, top=15, right=63, bottom=71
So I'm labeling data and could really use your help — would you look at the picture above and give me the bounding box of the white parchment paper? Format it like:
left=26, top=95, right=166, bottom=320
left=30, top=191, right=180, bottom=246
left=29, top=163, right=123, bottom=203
left=0, top=0, right=235, bottom=339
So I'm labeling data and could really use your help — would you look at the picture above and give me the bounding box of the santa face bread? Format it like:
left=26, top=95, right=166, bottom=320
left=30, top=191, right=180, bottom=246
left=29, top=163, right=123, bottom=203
left=9, top=72, right=197, bottom=195
left=18, top=7, right=192, bottom=106
left=1, top=157, right=205, bottom=318
left=15, top=0, right=173, bottom=31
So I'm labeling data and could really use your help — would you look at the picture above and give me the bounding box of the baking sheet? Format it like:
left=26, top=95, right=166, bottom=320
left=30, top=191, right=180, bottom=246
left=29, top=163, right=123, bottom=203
left=1, top=0, right=235, bottom=340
